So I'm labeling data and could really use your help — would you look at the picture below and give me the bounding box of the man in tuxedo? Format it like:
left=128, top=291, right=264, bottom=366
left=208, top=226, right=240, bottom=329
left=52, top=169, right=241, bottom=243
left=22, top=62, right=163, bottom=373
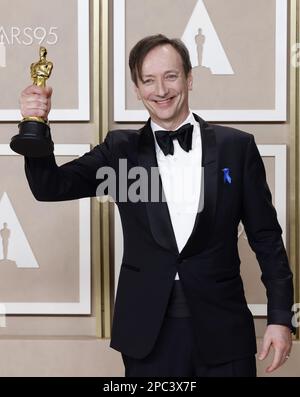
left=20, top=34, right=294, bottom=377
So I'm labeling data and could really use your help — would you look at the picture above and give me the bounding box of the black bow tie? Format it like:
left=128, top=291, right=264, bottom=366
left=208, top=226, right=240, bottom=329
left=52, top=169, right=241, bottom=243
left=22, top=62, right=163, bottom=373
left=154, top=123, right=194, bottom=156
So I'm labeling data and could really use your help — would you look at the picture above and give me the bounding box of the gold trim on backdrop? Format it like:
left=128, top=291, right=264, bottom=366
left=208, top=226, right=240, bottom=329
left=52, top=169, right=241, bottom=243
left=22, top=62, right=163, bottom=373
left=297, top=0, right=300, bottom=340
left=290, top=0, right=299, bottom=340
left=99, top=0, right=111, bottom=339
left=295, top=0, right=300, bottom=340
left=92, top=0, right=103, bottom=338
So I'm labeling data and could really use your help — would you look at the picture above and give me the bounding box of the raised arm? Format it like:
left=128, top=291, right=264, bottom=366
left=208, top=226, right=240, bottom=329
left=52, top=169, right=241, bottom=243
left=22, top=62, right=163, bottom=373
left=20, top=85, right=114, bottom=202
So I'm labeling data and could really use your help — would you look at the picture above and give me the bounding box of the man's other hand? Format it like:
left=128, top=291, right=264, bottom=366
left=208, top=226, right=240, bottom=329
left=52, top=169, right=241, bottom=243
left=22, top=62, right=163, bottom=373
left=258, top=324, right=292, bottom=373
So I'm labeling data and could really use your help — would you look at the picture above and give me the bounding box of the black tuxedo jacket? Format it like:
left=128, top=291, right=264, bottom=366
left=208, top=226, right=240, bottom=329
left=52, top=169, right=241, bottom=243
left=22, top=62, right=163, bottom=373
left=25, top=114, right=294, bottom=365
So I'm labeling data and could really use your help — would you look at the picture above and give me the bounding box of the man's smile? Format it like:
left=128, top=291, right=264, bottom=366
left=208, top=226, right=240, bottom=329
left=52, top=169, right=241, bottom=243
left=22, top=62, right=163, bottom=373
left=154, top=97, right=175, bottom=106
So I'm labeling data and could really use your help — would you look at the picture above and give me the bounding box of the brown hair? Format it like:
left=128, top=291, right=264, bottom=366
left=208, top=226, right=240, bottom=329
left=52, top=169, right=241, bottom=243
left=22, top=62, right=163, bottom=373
left=129, top=34, right=192, bottom=85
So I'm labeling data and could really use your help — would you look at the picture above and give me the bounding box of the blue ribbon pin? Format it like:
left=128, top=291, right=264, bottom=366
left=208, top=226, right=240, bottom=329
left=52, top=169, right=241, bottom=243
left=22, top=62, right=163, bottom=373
left=222, top=168, right=232, bottom=184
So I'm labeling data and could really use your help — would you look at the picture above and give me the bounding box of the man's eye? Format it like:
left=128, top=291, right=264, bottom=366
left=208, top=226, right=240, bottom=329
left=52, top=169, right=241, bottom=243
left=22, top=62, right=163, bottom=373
left=166, top=74, right=178, bottom=80
left=143, top=79, right=154, bottom=85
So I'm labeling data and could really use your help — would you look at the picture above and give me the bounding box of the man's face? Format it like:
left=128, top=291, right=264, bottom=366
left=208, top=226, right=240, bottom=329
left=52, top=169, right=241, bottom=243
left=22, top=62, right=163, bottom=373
left=134, top=44, right=193, bottom=130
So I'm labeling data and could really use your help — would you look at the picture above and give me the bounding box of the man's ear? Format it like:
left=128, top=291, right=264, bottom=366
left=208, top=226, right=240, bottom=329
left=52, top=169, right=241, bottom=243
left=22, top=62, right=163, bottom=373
left=134, top=84, right=142, bottom=101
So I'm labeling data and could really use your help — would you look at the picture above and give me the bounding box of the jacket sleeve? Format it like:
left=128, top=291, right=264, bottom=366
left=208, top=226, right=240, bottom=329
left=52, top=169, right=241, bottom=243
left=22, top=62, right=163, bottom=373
left=241, top=135, right=295, bottom=332
left=24, top=131, right=114, bottom=202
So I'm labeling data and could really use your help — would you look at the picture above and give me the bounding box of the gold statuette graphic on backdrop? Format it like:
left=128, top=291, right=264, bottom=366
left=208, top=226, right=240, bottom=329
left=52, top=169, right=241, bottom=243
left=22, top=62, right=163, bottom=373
left=10, top=47, right=54, bottom=157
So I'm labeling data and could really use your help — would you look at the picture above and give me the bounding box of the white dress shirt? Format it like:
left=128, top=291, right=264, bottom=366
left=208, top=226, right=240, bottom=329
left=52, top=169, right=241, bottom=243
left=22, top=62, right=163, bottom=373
left=151, top=113, right=203, bottom=279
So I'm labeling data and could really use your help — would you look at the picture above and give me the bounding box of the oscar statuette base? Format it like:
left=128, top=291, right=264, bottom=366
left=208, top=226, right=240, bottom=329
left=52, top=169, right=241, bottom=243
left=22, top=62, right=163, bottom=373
left=10, top=120, right=54, bottom=158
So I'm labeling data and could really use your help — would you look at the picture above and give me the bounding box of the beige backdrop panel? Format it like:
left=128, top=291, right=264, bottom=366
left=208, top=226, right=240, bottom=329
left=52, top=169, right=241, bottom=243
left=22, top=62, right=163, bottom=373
left=125, top=0, right=276, bottom=111
left=0, top=0, right=78, bottom=110
left=0, top=155, right=80, bottom=303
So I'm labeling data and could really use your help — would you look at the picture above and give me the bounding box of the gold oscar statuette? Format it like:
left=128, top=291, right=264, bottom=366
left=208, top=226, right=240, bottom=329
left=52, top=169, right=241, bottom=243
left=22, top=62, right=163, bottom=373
left=10, top=47, right=54, bottom=157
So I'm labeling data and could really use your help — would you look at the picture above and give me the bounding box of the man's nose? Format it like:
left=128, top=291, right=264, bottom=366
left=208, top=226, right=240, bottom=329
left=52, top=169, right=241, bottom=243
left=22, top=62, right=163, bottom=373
left=155, top=79, right=168, bottom=97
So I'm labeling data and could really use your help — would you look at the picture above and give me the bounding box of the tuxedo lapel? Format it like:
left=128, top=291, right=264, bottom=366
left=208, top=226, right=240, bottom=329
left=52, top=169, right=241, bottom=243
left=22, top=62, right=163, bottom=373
left=181, top=114, right=218, bottom=257
left=138, top=120, right=179, bottom=254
